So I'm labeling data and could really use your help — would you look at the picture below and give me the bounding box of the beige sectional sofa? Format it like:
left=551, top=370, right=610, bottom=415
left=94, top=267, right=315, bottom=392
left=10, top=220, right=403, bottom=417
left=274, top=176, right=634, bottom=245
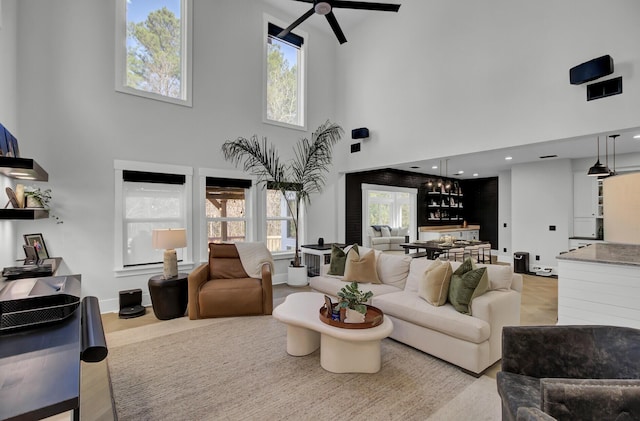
left=309, top=246, right=522, bottom=375
left=366, top=226, right=409, bottom=251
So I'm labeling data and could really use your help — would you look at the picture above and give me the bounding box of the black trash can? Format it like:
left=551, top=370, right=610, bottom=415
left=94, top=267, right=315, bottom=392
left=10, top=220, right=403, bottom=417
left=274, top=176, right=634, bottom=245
left=513, top=252, right=529, bottom=274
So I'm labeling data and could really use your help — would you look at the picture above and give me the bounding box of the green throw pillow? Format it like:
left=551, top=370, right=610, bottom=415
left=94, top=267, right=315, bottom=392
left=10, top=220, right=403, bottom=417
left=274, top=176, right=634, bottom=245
left=453, top=257, right=476, bottom=277
left=448, top=266, right=489, bottom=315
left=327, top=244, right=358, bottom=276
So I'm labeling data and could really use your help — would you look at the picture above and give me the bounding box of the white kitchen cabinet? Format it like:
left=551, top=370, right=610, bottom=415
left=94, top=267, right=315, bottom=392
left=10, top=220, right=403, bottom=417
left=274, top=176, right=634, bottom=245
left=573, top=217, right=597, bottom=238
left=573, top=172, right=599, bottom=218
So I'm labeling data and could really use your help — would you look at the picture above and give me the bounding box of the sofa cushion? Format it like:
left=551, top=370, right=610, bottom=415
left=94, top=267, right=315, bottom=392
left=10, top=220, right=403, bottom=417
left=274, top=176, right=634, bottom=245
left=327, top=244, right=357, bottom=276
left=344, top=248, right=381, bottom=284
left=418, top=260, right=452, bottom=306
left=381, top=226, right=391, bottom=237
left=448, top=266, right=489, bottom=315
left=376, top=253, right=411, bottom=289
left=371, top=237, right=390, bottom=245
left=405, top=258, right=436, bottom=293
left=450, top=260, right=514, bottom=291
left=372, top=291, right=491, bottom=343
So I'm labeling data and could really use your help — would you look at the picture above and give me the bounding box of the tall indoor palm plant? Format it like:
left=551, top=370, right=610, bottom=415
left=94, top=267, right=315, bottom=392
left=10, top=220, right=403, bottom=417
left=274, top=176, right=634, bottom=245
left=222, top=120, right=343, bottom=267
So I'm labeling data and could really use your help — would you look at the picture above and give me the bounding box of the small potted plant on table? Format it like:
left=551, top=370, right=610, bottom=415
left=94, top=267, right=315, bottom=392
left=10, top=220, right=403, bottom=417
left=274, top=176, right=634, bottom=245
left=337, top=281, right=373, bottom=323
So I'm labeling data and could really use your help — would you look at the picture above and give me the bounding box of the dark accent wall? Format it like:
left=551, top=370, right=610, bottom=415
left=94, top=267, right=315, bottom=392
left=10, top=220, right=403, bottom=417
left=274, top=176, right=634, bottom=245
left=460, top=177, right=499, bottom=248
left=345, top=169, right=499, bottom=248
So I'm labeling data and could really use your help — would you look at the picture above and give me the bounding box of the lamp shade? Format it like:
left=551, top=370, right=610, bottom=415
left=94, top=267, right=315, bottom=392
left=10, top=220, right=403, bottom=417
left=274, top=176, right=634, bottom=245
left=587, top=160, right=610, bottom=177
left=152, top=228, right=187, bottom=250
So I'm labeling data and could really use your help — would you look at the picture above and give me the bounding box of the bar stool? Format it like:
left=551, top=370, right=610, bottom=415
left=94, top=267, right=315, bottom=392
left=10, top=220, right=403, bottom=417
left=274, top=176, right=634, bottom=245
left=464, top=245, right=480, bottom=262
left=443, top=247, right=465, bottom=261
left=478, top=244, right=492, bottom=263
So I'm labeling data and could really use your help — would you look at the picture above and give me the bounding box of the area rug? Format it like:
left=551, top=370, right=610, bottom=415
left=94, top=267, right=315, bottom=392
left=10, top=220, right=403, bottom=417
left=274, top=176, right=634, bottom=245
left=107, top=316, right=476, bottom=421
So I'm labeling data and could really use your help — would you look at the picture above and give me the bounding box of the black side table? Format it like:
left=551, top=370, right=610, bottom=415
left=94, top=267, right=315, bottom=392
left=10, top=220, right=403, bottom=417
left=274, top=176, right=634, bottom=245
left=148, top=272, right=188, bottom=320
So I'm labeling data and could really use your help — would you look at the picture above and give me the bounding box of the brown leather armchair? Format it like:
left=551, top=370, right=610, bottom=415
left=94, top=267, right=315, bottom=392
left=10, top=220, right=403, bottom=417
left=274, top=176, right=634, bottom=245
left=188, top=243, right=273, bottom=319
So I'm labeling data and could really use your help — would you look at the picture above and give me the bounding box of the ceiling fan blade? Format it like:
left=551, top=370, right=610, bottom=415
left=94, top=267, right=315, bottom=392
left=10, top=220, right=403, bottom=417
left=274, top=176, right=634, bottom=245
left=332, top=1, right=401, bottom=12
left=325, top=11, right=347, bottom=44
left=278, top=7, right=315, bottom=39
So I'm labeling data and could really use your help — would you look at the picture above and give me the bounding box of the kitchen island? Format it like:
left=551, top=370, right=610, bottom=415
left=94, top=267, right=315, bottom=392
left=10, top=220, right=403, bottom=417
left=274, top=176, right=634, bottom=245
left=556, top=243, right=640, bottom=328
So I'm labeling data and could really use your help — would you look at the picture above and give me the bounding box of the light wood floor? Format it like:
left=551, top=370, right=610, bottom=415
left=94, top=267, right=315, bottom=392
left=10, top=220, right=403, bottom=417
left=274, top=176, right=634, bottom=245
left=75, top=274, right=557, bottom=421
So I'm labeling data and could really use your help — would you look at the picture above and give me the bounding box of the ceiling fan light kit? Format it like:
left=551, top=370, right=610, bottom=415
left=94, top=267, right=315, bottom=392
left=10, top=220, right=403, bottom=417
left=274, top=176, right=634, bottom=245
left=278, top=0, right=401, bottom=44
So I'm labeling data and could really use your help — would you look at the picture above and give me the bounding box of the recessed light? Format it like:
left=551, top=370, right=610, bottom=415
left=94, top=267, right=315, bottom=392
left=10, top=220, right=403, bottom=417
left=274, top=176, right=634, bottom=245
left=473, top=173, right=479, bottom=177
left=432, top=165, right=438, bottom=169
left=505, top=156, right=513, bottom=160
left=457, top=170, right=464, bottom=174
left=634, top=134, right=640, bottom=139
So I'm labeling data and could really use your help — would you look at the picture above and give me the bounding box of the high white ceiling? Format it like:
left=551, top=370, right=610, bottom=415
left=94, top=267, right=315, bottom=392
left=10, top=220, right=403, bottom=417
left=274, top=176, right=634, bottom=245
left=263, top=0, right=403, bottom=40
left=262, top=1, right=640, bottom=179
left=391, top=128, right=640, bottom=179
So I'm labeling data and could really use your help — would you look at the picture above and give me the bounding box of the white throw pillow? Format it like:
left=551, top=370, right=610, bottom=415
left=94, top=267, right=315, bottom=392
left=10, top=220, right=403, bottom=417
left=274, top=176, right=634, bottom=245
left=477, top=264, right=513, bottom=290
left=397, top=227, right=409, bottom=236
left=381, top=226, right=391, bottom=237
left=376, top=253, right=412, bottom=289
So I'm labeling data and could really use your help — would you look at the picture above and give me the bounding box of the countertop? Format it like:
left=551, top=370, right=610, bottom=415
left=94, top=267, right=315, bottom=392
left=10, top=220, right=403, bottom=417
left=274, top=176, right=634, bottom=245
left=419, top=225, right=480, bottom=233
left=557, top=243, right=640, bottom=267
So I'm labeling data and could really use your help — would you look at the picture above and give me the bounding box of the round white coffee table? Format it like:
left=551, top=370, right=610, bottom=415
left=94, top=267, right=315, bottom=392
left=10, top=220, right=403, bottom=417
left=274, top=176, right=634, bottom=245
left=272, top=292, right=393, bottom=373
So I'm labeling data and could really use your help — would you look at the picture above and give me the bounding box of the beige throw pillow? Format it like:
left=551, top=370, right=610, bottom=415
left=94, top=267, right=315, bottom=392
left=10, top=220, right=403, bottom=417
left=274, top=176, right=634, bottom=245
left=343, top=248, right=381, bottom=284
left=418, top=260, right=453, bottom=306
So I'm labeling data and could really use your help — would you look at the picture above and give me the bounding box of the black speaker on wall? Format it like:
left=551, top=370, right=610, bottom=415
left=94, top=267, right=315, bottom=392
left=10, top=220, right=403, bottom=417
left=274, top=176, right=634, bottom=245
left=569, top=55, right=614, bottom=85
left=351, top=127, right=369, bottom=139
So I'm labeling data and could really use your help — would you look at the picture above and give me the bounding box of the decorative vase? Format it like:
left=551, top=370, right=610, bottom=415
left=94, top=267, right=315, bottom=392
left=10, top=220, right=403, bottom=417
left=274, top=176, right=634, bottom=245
left=345, top=308, right=366, bottom=324
left=25, top=196, right=43, bottom=208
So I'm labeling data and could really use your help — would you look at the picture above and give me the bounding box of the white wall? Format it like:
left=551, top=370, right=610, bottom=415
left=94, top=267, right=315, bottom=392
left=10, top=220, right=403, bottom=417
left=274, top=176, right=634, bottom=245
left=511, top=159, right=573, bottom=272
left=497, top=170, right=512, bottom=260
left=13, top=0, right=339, bottom=311
left=0, top=0, right=18, bottom=267
left=336, top=0, right=640, bottom=174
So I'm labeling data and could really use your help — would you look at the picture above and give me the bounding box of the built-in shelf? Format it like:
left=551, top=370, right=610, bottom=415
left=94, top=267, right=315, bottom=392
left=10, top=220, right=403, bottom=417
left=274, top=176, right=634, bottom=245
left=0, top=157, right=49, bottom=181
left=0, top=209, right=49, bottom=220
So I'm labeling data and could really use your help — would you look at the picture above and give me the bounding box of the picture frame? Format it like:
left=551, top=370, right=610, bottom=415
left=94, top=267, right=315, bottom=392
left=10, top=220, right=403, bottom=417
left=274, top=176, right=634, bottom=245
left=23, top=233, right=49, bottom=260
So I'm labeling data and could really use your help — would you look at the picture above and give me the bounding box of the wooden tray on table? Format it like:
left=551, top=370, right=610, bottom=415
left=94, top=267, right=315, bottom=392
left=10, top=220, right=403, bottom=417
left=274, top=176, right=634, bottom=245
left=319, top=304, right=384, bottom=329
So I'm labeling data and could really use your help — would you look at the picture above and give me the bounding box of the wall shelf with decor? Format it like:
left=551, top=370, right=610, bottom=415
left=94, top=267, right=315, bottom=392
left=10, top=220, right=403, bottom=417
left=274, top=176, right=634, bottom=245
left=420, top=179, right=465, bottom=225
left=0, top=157, right=49, bottom=181
left=0, top=157, right=50, bottom=220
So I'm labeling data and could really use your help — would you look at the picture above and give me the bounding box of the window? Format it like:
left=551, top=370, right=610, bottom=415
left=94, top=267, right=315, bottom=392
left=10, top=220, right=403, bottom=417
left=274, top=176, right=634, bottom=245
left=362, top=184, right=417, bottom=245
left=115, top=0, right=193, bottom=106
left=114, top=161, right=193, bottom=276
left=205, top=177, right=251, bottom=245
left=263, top=16, right=307, bottom=130
left=266, top=187, right=300, bottom=254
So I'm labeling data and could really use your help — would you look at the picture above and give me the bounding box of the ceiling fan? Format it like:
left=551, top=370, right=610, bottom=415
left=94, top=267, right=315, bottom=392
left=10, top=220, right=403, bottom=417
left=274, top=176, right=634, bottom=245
left=278, top=0, right=401, bottom=45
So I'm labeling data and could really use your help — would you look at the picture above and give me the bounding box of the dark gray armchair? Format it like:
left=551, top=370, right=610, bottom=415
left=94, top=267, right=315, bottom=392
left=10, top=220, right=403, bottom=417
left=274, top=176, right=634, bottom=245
left=497, top=325, right=640, bottom=421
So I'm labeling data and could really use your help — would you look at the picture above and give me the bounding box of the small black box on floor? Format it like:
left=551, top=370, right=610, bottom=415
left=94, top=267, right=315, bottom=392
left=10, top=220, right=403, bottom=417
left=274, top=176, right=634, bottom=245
left=119, top=288, right=146, bottom=319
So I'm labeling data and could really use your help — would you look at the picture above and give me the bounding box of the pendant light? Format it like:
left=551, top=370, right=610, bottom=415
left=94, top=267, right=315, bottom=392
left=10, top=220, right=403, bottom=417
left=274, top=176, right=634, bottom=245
left=587, top=136, right=610, bottom=177
left=609, top=134, right=619, bottom=176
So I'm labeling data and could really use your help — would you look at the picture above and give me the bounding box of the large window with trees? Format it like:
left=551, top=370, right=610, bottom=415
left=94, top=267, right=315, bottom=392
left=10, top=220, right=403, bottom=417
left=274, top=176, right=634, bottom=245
left=266, top=187, right=300, bottom=254
left=362, top=184, right=417, bottom=244
left=115, top=0, right=193, bottom=106
left=263, top=16, right=307, bottom=130
left=114, top=160, right=193, bottom=276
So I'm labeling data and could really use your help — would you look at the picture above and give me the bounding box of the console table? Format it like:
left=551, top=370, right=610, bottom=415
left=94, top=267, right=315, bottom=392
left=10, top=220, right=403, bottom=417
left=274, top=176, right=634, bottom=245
left=0, top=295, right=107, bottom=421
left=300, top=243, right=345, bottom=277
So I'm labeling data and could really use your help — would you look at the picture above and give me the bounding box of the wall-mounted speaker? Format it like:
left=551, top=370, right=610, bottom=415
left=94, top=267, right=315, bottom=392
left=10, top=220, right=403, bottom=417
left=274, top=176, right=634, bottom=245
left=351, top=127, right=369, bottom=139
left=587, top=76, right=622, bottom=101
left=570, top=55, right=613, bottom=85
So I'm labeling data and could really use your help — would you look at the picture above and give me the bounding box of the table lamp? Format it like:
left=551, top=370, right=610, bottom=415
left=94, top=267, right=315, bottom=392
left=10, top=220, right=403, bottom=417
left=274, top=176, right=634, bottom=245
left=152, top=228, right=187, bottom=279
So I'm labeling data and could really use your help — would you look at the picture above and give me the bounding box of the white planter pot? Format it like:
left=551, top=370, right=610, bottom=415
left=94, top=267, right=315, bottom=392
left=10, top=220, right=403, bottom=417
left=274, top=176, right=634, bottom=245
left=287, top=265, right=308, bottom=287
left=345, top=308, right=366, bottom=324
left=25, top=196, right=44, bottom=208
